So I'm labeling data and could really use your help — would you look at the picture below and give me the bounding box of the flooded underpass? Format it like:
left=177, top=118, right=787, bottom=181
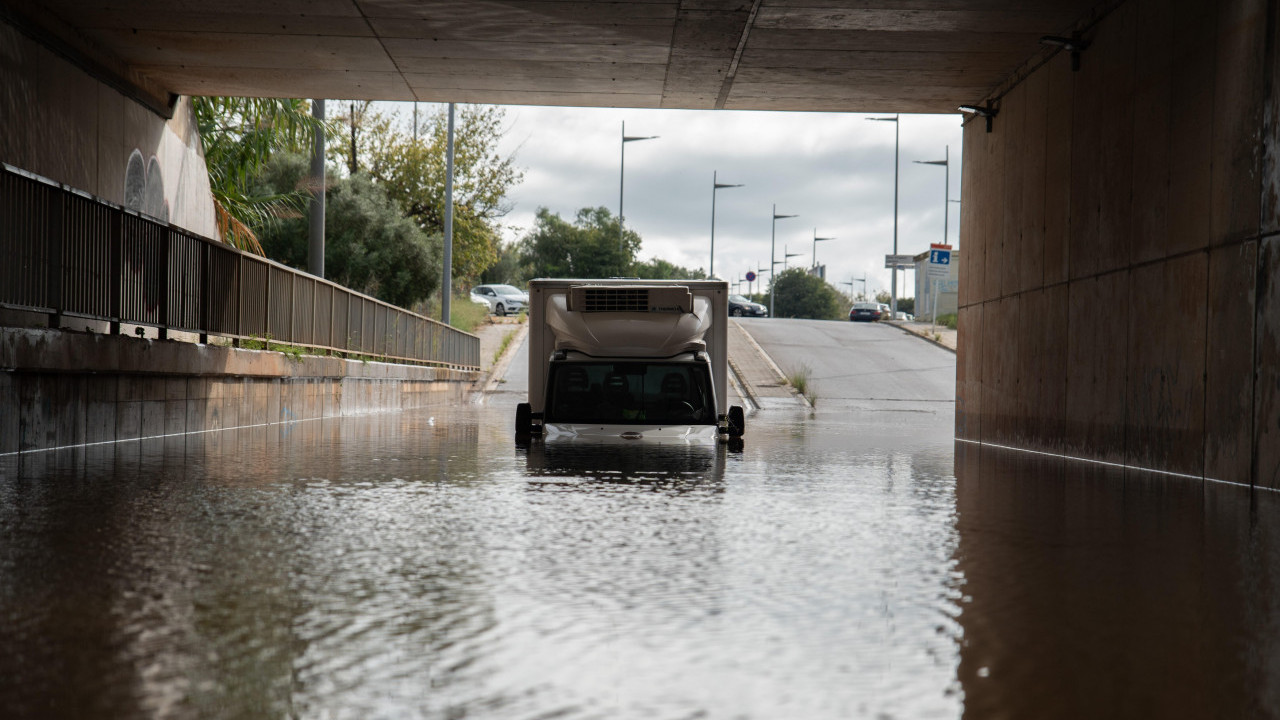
left=3, top=322, right=1279, bottom=718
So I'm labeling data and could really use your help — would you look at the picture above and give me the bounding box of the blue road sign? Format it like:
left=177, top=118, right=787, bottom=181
left=930, top=249, right=951, bottom=265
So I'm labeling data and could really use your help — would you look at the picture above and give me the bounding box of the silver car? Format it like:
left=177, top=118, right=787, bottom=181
left=471, top=284, right=528, bottom=316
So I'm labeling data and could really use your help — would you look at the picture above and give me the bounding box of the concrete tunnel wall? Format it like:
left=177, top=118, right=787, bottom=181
left=955, top=0, right=1280, bottom=488
left=0, top=17, right=217, bottom=238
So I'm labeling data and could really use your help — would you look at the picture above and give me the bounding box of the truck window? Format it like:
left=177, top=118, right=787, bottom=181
left=545, top=362, right=716, bottom=425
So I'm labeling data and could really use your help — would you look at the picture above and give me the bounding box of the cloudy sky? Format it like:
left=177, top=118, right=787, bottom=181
left=391, top=103, right=964, bottom=300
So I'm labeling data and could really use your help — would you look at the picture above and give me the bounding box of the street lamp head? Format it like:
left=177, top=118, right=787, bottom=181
left=914, top=159, right=947, bottom=167
left=814, top=236, right=835, bottom=242
left=773, top=213, right=798, bottom=220
left=715, top=182, right=745, bottom=189
left=623, top=134, right=659, bottom=143
left=867, top=115, right=899, bottom=123
left=958, top=103, right=998, bottom=132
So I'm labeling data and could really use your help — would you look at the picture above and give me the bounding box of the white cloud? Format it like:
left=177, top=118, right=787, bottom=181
left=390, top=102, right=964, bottom=300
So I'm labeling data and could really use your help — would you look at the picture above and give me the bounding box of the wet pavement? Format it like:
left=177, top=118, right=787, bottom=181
left=1, top=319, right=1278, bottom=719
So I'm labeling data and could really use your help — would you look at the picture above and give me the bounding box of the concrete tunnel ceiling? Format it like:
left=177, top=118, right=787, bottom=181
left=4, top=0, right=1106, bottom=115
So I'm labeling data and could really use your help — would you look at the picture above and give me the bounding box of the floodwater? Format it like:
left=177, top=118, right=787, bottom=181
left=2, top=402, right=1278, bottom=719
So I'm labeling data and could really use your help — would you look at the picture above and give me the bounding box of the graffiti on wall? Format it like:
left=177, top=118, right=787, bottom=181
left=123, top=149, right=168, bottom=314
left=123, top=149, right=168, bottom=223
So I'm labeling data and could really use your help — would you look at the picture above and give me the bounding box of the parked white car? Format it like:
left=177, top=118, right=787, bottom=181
left=471, top=284, right=528, bottom=316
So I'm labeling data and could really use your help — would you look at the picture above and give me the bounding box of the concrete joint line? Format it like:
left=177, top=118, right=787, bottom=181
left=956, top=438, right=1278, bottom=494
left=715, top=0, right=763, bottom=110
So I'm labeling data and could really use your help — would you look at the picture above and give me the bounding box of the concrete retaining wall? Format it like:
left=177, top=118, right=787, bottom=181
left=1, top=328, right=479, bottom=455
left=956, top=0, right=1277, bottom=488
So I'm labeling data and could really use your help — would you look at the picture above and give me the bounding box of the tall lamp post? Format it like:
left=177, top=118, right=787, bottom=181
left=913, top=145, right=950, bottom=244
left=811, top=229, right=835, bottom=271
left=914, top=145, right=950, bottom=320
left=782, top=246, right=802, bottom=270
left=620, top=121, right=658, bottom=251
left=710, top=171, right=744, bottom=279
left=769, top=205, right=798, bottom=317
left=867, top=114, right=900, bottom=317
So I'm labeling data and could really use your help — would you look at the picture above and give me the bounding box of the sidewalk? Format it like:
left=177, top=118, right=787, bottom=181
left=472, top=317, right=523, bottom=371
left=727, top=320, right=808, bottom=410
left=887, top=321, right=957, bottom=352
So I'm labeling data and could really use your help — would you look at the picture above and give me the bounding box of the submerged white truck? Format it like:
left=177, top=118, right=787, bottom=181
left=516, top=279, right=745, bottom=443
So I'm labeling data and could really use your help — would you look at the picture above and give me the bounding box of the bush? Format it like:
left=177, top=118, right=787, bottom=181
left=771, top=268, right=844, bottom=320
left=449, top=296, right=491, bottom=333
left=935, top=313, right=958, bottom=330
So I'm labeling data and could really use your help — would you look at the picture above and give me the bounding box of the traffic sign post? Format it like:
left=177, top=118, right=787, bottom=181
left=927, top=244, right=952, bottom=323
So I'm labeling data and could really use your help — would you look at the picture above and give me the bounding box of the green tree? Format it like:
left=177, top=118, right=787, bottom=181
left=633, top=257, right=707, bottom=280
left=771, top=268, right=844, bottom=319
left=519, top=207, right=641, bottom=278
left=875, top=290, right=892, bottom=305
left=252, top=153, right=440, bottom=307
left=194, top=97, right=333, bottom=254
left=334, top=103, right=522, bottom=284
left=480, top=241, right=527, bottom=285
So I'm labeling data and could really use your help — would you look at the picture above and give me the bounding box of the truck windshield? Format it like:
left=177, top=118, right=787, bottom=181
left=545, top=362, right=716, bottom=425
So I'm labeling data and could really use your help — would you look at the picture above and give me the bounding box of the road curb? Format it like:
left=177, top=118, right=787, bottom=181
left=480, top=322, right=529, bottom=394
left=729, top=320, right=810, bottom=409
left=885, top=321, right=957, bottom=354
left=726, top=355, right=760, bottom=410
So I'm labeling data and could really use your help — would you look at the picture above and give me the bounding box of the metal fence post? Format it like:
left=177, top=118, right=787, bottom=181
left=199, top=241, right=209, bottom=344
left=234, top=254, right=243, bottom=347
left=109, top=209, right=122, bottom=335
left=45, top=189, right=64, bottom=328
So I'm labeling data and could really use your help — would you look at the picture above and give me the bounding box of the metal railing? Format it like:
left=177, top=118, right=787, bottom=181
left=0, top=163, right=479, bottom=370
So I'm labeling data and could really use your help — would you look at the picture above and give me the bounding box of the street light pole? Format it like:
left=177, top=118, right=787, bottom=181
left=868, top=114, right=900, bottom=317
left=811, top=228, right=835, bottom=270
left=913, top=144, right=950, bottom=245
left=769, top=205, right=798, bottom=317
left=783, top=246, right=802, bottom=270
left=710, top=171, right=744, bottom=278
left=619, top=121, right=658, bottom=252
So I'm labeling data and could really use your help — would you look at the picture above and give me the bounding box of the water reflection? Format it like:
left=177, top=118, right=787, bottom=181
left=0, top=407, right=968, bottom=718
left=953, top=442, right=1280, bottom=719
left=523, top=441, right=727, bottom=491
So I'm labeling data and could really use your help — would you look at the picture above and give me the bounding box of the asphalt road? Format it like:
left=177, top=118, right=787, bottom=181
left=738, top=317, right=956, bottom=415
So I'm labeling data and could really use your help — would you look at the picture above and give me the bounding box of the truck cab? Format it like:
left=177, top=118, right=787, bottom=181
left=516, top=279, right=745, bottom=443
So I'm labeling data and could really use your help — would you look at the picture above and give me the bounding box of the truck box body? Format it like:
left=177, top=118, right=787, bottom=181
left=524, top=279, right=733, bottom=441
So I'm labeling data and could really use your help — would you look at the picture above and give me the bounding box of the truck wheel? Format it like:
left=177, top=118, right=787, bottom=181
left=516, top=403, right=532, bottom=435
left=496, top=303, right=507, bottom=316
left=728, top=405, right=745, bottom=438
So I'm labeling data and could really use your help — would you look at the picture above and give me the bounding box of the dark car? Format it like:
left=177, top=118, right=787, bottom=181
left=849, top=302, right=882, bottom=322
left=729, top=294, right=768, bottom=317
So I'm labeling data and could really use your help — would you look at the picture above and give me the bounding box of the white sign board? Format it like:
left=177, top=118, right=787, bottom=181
left=927, top=247, right=951, bottom=278
left=885, top=254, right=915, bottom=269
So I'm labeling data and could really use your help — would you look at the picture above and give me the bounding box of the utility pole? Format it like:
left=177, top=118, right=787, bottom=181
left=308, top=99, right=325, bottom=278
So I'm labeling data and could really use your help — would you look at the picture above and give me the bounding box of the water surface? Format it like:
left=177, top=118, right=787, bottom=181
left=2, top=402, right=1277, bottom=718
